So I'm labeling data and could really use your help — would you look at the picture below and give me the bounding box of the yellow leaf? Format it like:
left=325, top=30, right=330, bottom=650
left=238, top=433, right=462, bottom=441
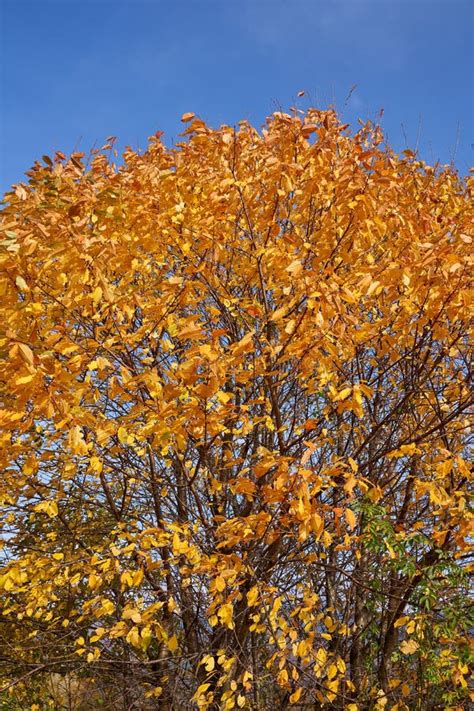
left=69, top=425, right=88, bottom=455
left=216, top=390, right=232, bottom=404
left=348, top=457, right=358, bottom=472
left=145, top=685, right=163, bottom=699
left=126, top=626, right=141, bottom=648
left=215, top=576, right=226, bottom=592
left=168, top=634, right=178, bottom=652
left=117, top=426, right=128, bottom=444
left=193, top=683, right=210, bottom=701
left=140, top=626, right=152, bottom=651
left=387, top=443, right=418, bottom=459
left=270, top=306, right=287, bottom=322
left=18, top=343, right=34, bottom=366
left=400, top=639, right=419, bottom=655
left=100, top=599, right=115, bottom=615
left=91, top=286, right=102, bottom=304
left=203, top=655, right=215, bottom=672
left=289, top=687, right=302, bottom=703
left=88, top=574, right=101, bottom=590
left=179, top=322, right=204, bottom=339
left=15, top=373, right=34, bottom=385
left=394, top=616, right=410, bottom=628
left=232, top=330, right=254, bottom=356
left=34, top=500, right=58, bottom=518
left=217, top=602, right=234, bottom=629
left=122, top=608, right=142, bottom=624
left=345, top=509, right=357, bottom=530
left=199, top=344, right=219, bottom=361
left=89, top=456, right=103, bottom=473
left=286, top=259, right=303, bottom=276
left=133, top=568, right=144, bottom=586
left=333, top=387, right=352, bottom=402
left=321, top=530, right=333, bottom=547
left=15, top=275, right=29, bottom=291
left=181, top=112, right=195, bottom=122
left=246, top=586, right=259, bottom=607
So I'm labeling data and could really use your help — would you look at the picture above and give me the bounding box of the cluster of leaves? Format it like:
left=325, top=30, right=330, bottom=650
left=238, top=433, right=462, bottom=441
left=0, top=108, right=472, bottom=710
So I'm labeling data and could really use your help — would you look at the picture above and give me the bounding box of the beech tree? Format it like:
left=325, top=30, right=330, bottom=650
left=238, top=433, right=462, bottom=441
left=0, top=108, right=472, bottom=710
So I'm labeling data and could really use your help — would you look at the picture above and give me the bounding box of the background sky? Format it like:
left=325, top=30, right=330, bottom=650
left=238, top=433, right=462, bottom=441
left=1, top=0, right=472, bottom=194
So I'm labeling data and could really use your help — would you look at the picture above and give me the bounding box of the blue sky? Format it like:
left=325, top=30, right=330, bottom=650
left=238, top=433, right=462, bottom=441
left=1, top=0, right=472, bottom=194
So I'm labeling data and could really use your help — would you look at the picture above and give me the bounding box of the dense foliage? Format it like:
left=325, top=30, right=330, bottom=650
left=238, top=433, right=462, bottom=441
left=0, top=109, right=472, bottom=710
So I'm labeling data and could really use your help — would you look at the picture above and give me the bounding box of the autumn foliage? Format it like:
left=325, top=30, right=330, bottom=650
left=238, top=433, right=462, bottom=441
left=0, top=109, right=472, bottom=710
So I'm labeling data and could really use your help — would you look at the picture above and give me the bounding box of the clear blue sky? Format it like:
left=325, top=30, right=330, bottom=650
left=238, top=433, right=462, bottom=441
left=1, top=0, right=472, bottom=194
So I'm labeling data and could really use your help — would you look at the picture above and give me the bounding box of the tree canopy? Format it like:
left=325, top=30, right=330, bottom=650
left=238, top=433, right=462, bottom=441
left=0, top=108, right=472, bottom=710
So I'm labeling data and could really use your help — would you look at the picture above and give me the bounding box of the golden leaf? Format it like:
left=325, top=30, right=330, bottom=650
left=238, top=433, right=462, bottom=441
left=215, top=576, right=226, bottom=592
left=217, top=603, right=234, bottom=629
left=91, top=286, right=102, bottom=304
left=202, top=654, right=215, bottom=672
left=345, top=509, right=357, bottom=530
left=333, top=387, right=352, bottom=402
left=168, top=634, right=179, bottom=652
left=246, top=586, right=259, bottom=607
left=18, top=343, right=34, bottom=366
left=400, top=639, right=419, bottom=655
left=289, top=687, right=302, bottom=703
left=15, top=275, right=29, bottom=291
